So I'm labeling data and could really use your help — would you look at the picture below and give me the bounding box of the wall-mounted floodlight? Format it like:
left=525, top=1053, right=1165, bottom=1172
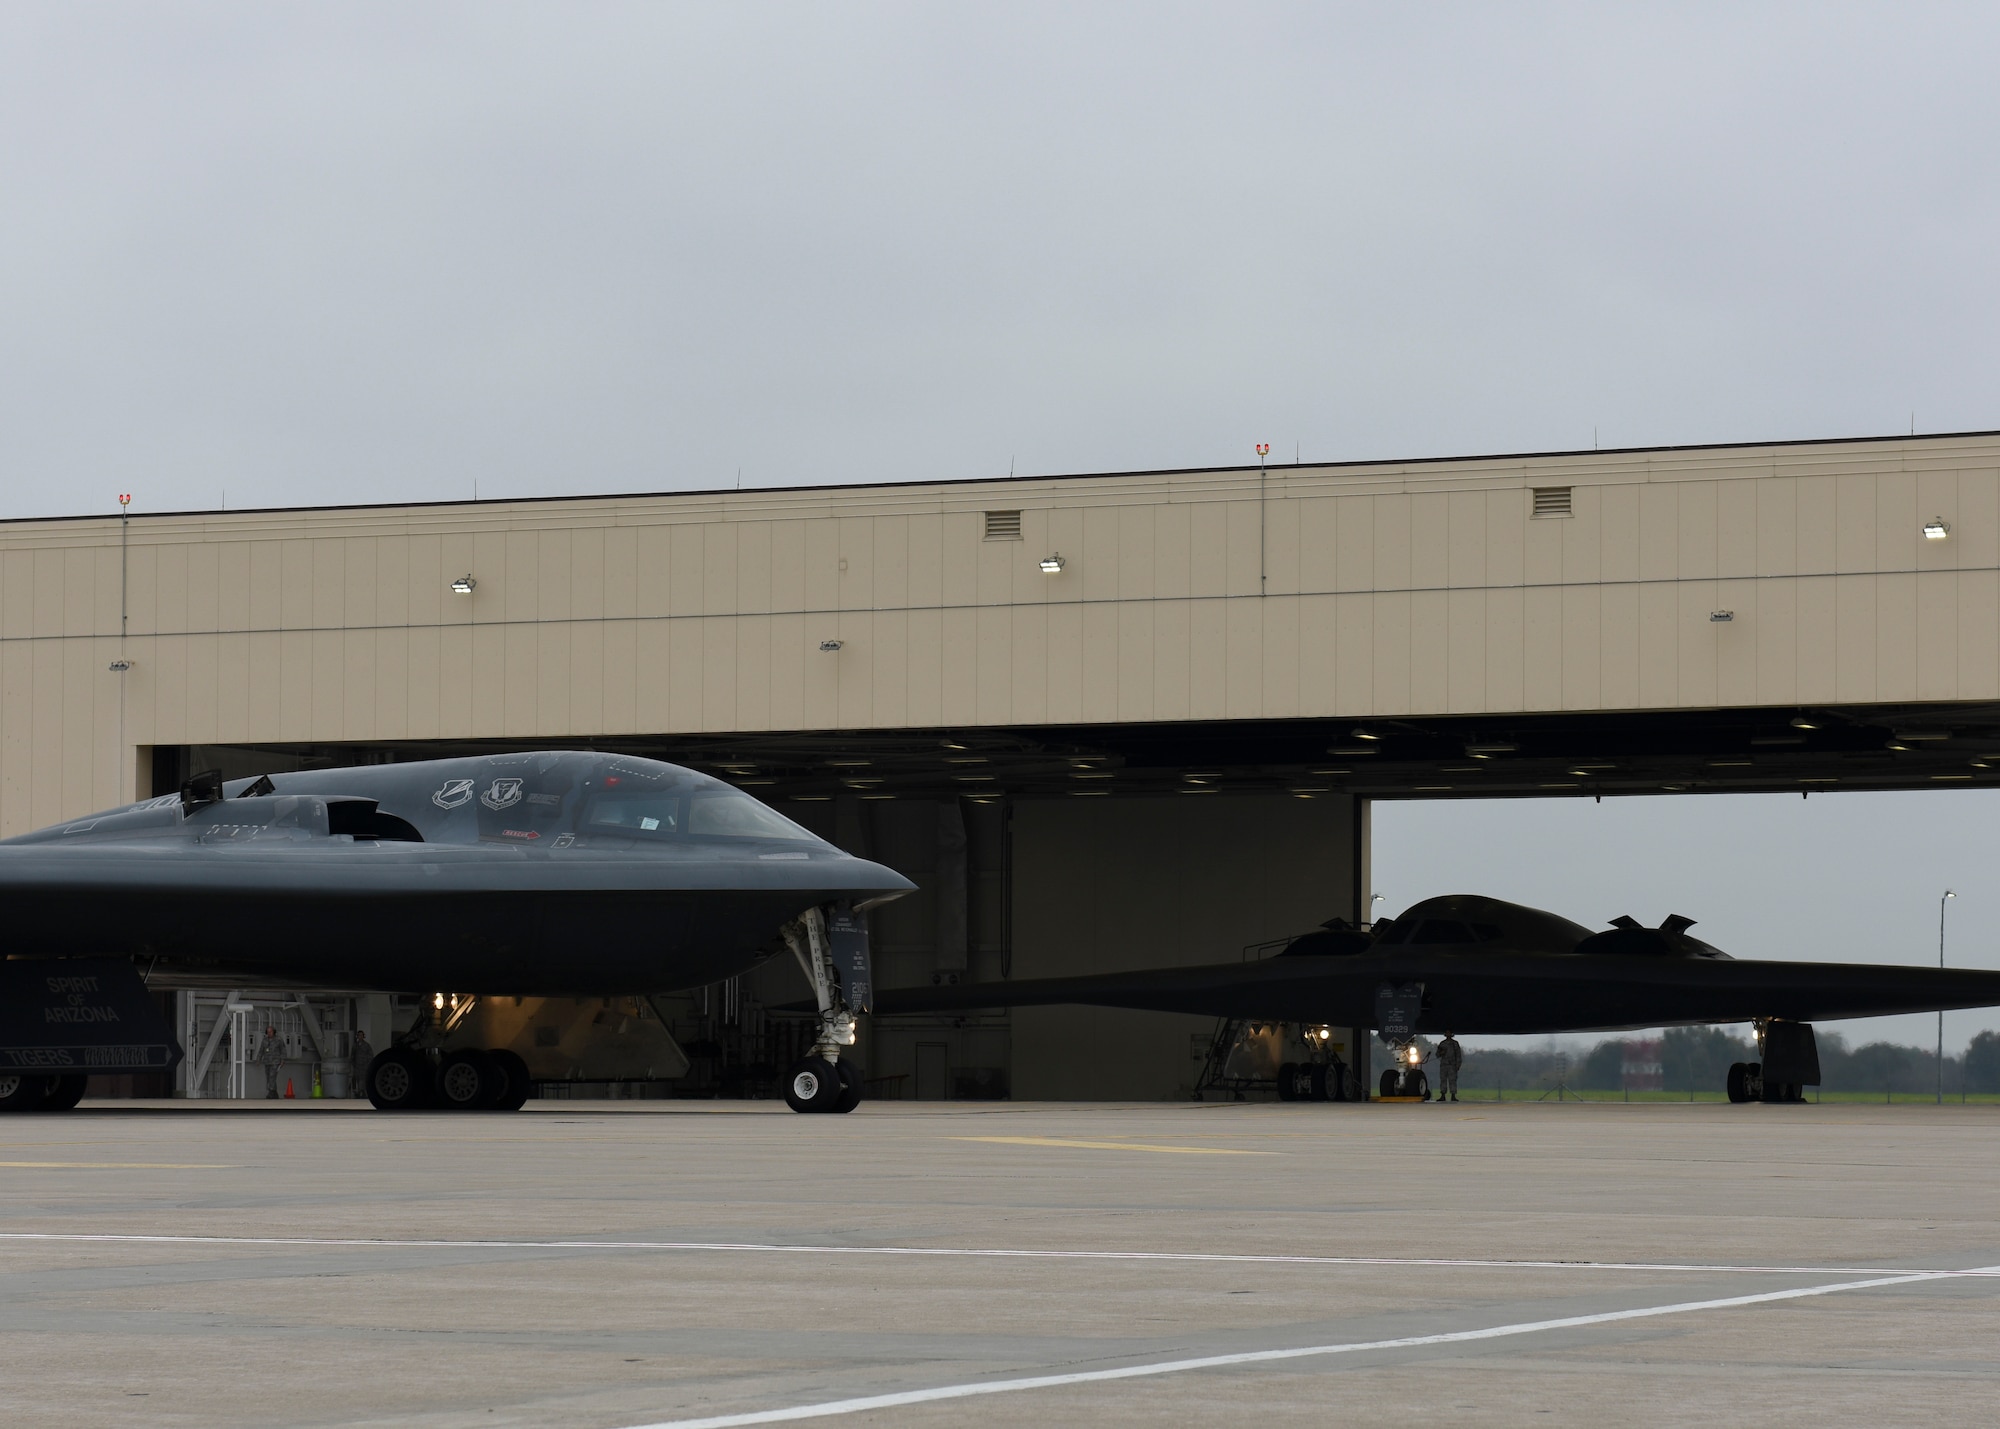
left=450, top=575, right=476, bottom=594
left=1924, top=519, right=1951, bottom=540
left=1464, top=742, right=1517, bottom=758
left=108, top=659, right=133, bottom=673
left=1039, top=553, right=1066, bottom=573
left=1789, top=714, right=1819, bottom=730
left=818, top=639, right=844, bottom=652
left=1350, top=727, right=1381, bottom=740
left=1710, top=610, right=1734, bottom=623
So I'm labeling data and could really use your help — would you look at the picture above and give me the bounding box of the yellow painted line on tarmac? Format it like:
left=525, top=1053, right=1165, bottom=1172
left=0, top=1161, right=234, bottom=1170
left=950, top=1136, right=1277, bottom=1156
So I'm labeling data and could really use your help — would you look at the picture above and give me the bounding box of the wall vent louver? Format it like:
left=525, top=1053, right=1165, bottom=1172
left=984, top=510, right=1023, bottom=540
left=1531, top=486, right=1573, bottom=518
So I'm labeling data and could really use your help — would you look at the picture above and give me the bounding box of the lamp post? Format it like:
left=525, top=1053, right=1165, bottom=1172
left=1939, top=890, right=1956, bottom=1104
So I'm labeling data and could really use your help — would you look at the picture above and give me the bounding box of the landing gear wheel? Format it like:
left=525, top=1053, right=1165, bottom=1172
left=1276, top=1061, right=1299, bottom=1102
left=1379, top=1068, right=1399, bottom=1099
left=1307, top=1064, right=1329, bottom=1102
left=1725, top=1062, right=1746, bottom=1102
left=1413, top=1070, right=1430, bottom=1102
left=489, top=1049, right=532, bottom=1111
left=438, top=1050, right=500, bottom=1110
left=0, top=1074, right=48, bottom=1112
left=366, top=1047, right=434, bottom=1111
left=39, top=1075, right=87, bottom=1112
left=831, top=1059, right=863, bottom=1114
left=783, top=1057, right=841, bottom=1113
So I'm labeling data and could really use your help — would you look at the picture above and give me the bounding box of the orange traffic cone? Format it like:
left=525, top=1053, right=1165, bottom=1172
left=284, top=1078, right=296, bottom=1099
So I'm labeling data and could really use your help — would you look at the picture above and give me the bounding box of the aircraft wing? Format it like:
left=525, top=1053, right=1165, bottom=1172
left=874, top=952, right=2000, bottom=1036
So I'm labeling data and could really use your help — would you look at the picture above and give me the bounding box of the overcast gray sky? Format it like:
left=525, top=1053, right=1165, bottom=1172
left=2, top=3, right=1997, bottom=518
left=7, top=5, right=1999, bottom=1050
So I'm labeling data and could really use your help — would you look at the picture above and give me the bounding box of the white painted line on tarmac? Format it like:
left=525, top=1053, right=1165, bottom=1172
left=950, top=1135, right=1278, bottom=1155
left=0, top=1162, right=233, bottom=1170
left=623, top=1264, right=1993, bottom=1428
left=3, top=1224, right=2000, bottom=1280
left=0, top=1231, right=1997, bottom=1282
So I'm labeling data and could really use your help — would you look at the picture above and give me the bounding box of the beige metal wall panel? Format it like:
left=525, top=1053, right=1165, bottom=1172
left=1407, top=589, right=1448, bottom=715
left=1961, top=570, right=2000, bottom=700
left=1334, top=592, right=1372, bottom=716
left=1715, top=582, right=1760, bottom=708
left=1755, top=479, right=1797, bottom=577
left=1754, top=579, right=1798, bottom=707
left=1484, top=586, right=1525, bottom=714
left=1716, top=480, right=1758, bottom=579
left=1598, top=583, right=1640, bottom=711
left=1522, top=585, right=1563, bottom=710
left=1370, top=591, right=1411, bottom=717
left=1917, top=573, right=1959, bottom=702
left=1562, top=586, right=1601, bottom=710
left=8, top=435, right=2000, bottom=829
left=1676, top=583, right=1720, bottom=708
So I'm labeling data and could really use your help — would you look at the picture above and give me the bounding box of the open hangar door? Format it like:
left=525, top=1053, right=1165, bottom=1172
left=149, top=697, right=2000, bottom=1101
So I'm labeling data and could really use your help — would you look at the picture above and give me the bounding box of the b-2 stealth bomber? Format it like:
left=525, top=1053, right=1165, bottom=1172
left=0, top=752, right=911, bottom=1114
left=872, top=894, right=2000, bottom=1103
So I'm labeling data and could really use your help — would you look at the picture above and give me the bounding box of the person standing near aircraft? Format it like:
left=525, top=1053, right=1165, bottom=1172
left=350, top=1028, right=374, bottom=1097
left=259, top=1024, right=285, bottom=1099
left=1436, top=1033, right=1463, bottom=1103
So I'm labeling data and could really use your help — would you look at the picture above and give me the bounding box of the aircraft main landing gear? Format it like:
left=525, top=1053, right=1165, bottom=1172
left=1276, top=1060, right=1349, bottom=1101
left=367, top=1043, right=533, bottom=1111
left=1727, top=1060, right=1807, bottom=1104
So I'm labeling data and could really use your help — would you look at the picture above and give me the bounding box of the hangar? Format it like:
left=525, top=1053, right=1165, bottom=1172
left=5, top=430, right=2000, bottom=1100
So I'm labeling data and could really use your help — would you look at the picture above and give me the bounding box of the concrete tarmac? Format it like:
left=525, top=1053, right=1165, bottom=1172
left=0, top=1098, right=1996, bottom=1426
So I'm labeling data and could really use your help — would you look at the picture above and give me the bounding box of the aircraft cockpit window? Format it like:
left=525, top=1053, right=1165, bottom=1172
left=1473, top=923, right=1505, bottom=942
left=585, top=791, right=682, bottom=835
left=1411, top=919, right=1473, bottom=945
left=686, top=790, right=817, bottom=841
left=1371, top=920, right=1408, bottom=945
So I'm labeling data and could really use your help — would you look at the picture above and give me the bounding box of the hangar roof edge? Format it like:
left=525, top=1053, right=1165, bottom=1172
left=10, top=427, right=2000, bottom=529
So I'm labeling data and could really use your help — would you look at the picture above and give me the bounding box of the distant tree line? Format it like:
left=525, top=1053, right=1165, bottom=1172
left=1454, top=1028, right=2000, bottom=1096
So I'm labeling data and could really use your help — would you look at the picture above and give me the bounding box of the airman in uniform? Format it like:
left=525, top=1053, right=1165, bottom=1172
left=259, top=1024, right=285, bottom=1098
left=1437, top=1032, right=1464, bottom=1103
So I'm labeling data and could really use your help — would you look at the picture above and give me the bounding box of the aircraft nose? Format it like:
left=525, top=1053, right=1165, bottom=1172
left=848, top=857, right=917, bottom=895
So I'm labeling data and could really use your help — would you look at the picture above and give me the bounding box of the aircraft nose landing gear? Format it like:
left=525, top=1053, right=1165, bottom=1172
left=1377, top=1041, right=1431, bottom=1101
left=781, top=907, right=867, bottom=1114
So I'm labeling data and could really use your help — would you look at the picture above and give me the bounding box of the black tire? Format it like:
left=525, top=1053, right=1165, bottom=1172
left=39, top=1074, right=87, bottom=1112
left=1307, top=1064, right=1328, bottom=1102
left=0, top=1073, right=49, bottom=1112
left=489, top=1049, right=532, bottom=1111
left=782, top=1056, right=841, bottom=1113
left=1413, top=1070, right=1430, bottom=1102
left=1725, top=1062, right=1746, bottom=1103
left=366, top=1047, right=434, bottom=1111
left=1379, top=1068, right=1399, bottom=1099
left=1276, top=1061, right=1298, bottom=1102
left=831, top=1059, right=863, bottom=1114
left=437, top=1049, right=499, bottom=1110
left=1327, top=1059, right=1349, bottom=1101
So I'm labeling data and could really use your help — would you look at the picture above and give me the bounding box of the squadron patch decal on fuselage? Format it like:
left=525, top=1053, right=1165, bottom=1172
left=480, top=778, right=524, bottom=811
left=432, top=778, right=475, bottom=810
